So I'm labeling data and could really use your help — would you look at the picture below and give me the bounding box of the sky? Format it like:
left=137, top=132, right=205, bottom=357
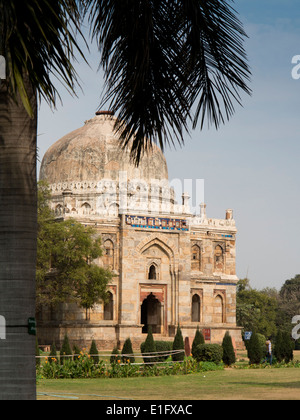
left=37, top=1, right=300, bottom=291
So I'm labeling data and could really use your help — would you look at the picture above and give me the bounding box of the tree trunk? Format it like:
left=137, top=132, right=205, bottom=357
left=0, top=77, right=37, bottom=400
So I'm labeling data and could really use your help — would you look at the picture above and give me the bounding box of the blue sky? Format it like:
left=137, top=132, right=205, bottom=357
left=37, top=1, right=300, bottom=290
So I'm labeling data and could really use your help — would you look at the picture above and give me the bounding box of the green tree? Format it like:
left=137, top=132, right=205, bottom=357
left=256, top=333, right=267, bottom=359
left=237, top=279, right=278, bottom=338
left=222, top=331, right=236, bottom=366
left=237, top=278, right=252, bottom=293
left=172, top=325, right=185, bottom=362
left=274, top=331, right=294, bottom=364
left=49, top=343, right=58, bottom=364
left=247, top=331, right=263, bottom=365
left=121, top=338, right=135, bottom=364
left=278, top=275, right=300, bottom=333
left=60, top=334, right=73, bottom=365
left=110, top=346, right=121, bottom=365
left=36, top=182, right=112, bottom=318
left=73, top=344, right=82, bottom=362
left=0, top=0, right=84, bottom=399
left=141, top=326, right=157, bottom=365
left=274, top=330, right=284, bottom=363
left=89, top=340, right=99, bottom=364
left=191, top=326, right=205, bottom=358
left=281, top=332, right=294, bottom=364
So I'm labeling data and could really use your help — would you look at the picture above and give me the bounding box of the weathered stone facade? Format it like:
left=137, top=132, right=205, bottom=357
left=38, top=112, right=243, bottom=350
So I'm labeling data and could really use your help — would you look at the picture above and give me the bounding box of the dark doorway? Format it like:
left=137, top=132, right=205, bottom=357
left=141, top=293, right=161, bottom=334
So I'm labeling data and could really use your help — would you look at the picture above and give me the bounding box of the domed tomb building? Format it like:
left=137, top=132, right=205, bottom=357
left=38, top=111, right=242, bottom=350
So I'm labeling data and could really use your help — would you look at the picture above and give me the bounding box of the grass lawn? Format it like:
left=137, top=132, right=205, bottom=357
left=37, top=366, right=300, bottom=400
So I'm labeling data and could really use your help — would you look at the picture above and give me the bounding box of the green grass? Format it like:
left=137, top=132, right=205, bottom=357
left=37, top=350, right=300, bottom=400
left=37, top=367, right=300, bottom=400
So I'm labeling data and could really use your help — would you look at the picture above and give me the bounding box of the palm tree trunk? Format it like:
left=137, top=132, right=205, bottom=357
left=0, top=77, right=37, bottom=400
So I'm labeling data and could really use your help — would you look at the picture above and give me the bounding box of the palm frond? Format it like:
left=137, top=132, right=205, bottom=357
left=86, top=0, right=192, bottom=164
left=86, top=0, right=251, bottom=164
left=178, top=0, right=251, bottom=129
left=0, top=0, right=87, bottom=116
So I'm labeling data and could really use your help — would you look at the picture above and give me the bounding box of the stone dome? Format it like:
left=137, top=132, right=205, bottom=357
left=40, top=112, right=169, bottom=184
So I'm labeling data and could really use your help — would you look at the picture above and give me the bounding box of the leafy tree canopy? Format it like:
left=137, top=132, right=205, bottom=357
left=36, top=181, right=112, bottom=314
left=278, top=274, right=300, bottom=333
left=236, top=278, right=278, bottom=338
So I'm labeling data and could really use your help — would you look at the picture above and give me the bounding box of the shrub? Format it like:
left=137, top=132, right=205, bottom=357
left=281, top=332, right=294, bottom=363
left=141, top=326, right=157, bottom=365
left=73, top=344, right=82, bottom=361
left=247, top=331, right=263, bottom=365
left=37, top=354, right=225, bottom=379
left=89, top=340, right=99, bottom=364
left=257, top=333, right=267, bottom=356
left=122, top=338, right=135, bottom=364
left=193, top=344, right=223, bottom=365
left=172, top=325, right=185, bottom=362
left=274, top=331, right=284, bottom=362
left=49, top=342, right=57, bottom=363
left=222, top=331, right=236, bottom=366
left=110, top=346, right=121, bottom=364
left=60, top=334, right=72, bottom=364
left=191, top=327, right=205, bottom=358
left=155, top=341, right=172, bottom=362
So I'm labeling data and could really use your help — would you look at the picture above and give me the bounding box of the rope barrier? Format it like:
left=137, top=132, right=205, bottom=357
left=37, top=349, right=186, bottom=366
left=37, top=349, right=185, bottom=359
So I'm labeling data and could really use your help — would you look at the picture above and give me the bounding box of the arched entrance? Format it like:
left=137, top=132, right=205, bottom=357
left=141, top=293, right=162, bottom=334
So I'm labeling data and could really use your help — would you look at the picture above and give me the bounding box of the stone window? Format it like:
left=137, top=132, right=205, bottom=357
left=191, top=244, right=201, bottom=271
left=103, top=239, right=114, bottom=269
left=104, top=291, right=114, bottom=321
left=148, top=264, right=157, bottom=280
left=191, top=294, right=201, bottom=322
left=214, top=245, right=224, bottom=271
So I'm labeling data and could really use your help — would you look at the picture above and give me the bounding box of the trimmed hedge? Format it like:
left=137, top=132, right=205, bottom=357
left=89, top=340, right=99, bottom=364
left=193, top=344, right=223, bottom=365
left=122, top=338, right=135, bottom=364
left=274, top=331, right=294, bottom=363
left=110, top=346, right=121, bottom=364
left=191, top=327, right=205, bottom=357
left=60, top=334, right=72, bottom=364
left=222, top=331, right=236, bottom=366
left=141, top=327, right=157, bottom=365
left=172, top=325, right=185, bottom=362
left=140, top=340, right=173, bottom=363
left=154, top=341, right=172, bottom=362
left=247, top=331, right=263, bottom=364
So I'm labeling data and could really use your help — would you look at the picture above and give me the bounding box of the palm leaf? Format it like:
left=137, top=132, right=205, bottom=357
left=178, top=0, right=251, bottom=129
left=0, top=0, right=87, bottom=115
left=86, top=0, right=251, bottom=164
left=86, top=0, right=191, bottom=163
